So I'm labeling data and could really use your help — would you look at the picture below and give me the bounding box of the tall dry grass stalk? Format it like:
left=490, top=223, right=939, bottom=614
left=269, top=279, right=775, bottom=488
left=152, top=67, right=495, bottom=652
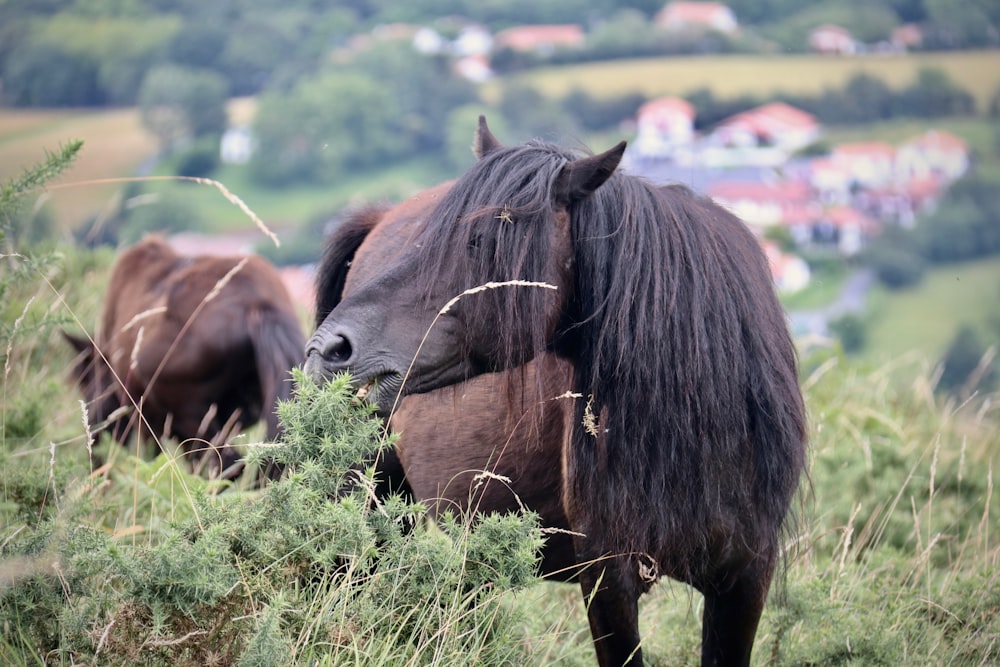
left=46, top=175, right=280, bottom=247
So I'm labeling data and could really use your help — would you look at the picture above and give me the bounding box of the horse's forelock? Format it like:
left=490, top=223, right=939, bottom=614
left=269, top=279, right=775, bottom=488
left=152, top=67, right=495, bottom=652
left=414, top=142, right=578, bottom=363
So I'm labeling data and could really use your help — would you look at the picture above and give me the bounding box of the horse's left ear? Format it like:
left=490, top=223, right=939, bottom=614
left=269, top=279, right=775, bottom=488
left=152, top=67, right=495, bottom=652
left=472, top=115, right=503, bottom=159
left=554, top=141, right=627, bottom=205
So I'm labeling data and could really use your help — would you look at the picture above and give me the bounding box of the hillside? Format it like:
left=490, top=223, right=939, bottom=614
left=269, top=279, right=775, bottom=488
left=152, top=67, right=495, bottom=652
left=491, top=50, right=1000, bottom=111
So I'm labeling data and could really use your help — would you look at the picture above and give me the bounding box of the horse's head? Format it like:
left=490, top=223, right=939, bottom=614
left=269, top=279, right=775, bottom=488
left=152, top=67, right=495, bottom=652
left=306, top=116, right=625, bottom=414
left=62, top=331, right=130, bottom=439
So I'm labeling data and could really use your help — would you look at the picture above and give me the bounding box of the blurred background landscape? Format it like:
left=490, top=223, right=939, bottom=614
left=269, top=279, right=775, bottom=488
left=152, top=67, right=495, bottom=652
left=2, top=1, right=1000, bottom=663
left=2, top=0, right=999, bottom=377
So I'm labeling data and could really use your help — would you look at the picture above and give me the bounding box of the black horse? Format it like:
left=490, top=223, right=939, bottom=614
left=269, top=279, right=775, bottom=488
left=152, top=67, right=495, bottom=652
left=306, top=117, right=807, bottom=666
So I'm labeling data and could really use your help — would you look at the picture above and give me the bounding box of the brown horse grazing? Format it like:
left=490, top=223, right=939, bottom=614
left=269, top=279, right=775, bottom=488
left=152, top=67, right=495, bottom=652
left=312, top=192, right=580, bottom=579
left=306, top=117, right=807, bottom=666
left=65, top=236, right=305, bottom=478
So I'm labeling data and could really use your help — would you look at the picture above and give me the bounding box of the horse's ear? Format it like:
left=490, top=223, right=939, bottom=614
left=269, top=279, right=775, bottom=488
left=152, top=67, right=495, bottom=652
left=314, top=206, right=383, bottom=327
left=62, top=330, right=94, bottom=356
left=472, top=115, right=502, bottom=159
left=62, top=330, right=97, bottom=386
left=554, top=141, right=627, bottom=205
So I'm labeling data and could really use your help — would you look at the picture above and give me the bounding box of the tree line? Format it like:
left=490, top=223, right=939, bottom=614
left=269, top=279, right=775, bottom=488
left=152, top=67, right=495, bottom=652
left=2, top=0, right=997, bottom=109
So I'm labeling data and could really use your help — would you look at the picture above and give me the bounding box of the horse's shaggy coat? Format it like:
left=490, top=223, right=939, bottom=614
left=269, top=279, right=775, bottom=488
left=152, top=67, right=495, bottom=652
left=66, top=237, right=304, bottom=478
left=307, top=118, right=807, bottom=666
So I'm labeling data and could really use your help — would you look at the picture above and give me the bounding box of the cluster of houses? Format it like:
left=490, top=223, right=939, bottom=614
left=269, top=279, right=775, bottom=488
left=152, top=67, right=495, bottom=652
left=626, top=97, right=969, bottom=292
left=394, top=1, right=924, bottom=83
left=219, top=2, right=957, bottom=297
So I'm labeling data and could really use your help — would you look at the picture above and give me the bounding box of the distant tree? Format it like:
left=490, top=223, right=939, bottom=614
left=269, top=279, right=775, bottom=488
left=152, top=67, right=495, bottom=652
left=841, top=73, right=896, bottom=122
left=829, top=314, right=867, bottom=354
left=923, top=0, right=1000, bottom=49
left=938, top=325, right=997, bottom=397
left=138, top=65, right=229, bottom=154
left=561, top=88, right=648, bottom=132
left=219, top=16, right=298, bottom=95
left=166, top=24, right=228, bottom=70
left=497, top=84, right=580, bottom=142
left=894, top=68, right=976, bottom=118
left=686, top=88, right=760, bottom=130
left=3, top=42, right=104, bottom=106
left=351, top=42, right=476, bottom=154
left=173, top=137, right=221, bottom=178
left=38, top=13, right=181, bottom=105
left=916, top=176, right=1000, bottom=263
left=865, top=245, right=926, bottom=289
left=249, top=71, right=399, bottom=186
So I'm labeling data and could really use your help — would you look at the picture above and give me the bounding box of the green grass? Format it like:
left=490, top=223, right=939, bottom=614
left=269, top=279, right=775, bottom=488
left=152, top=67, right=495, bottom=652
left=143, top=156, right=453, bottom=234
left=781, top=262, right=848, bottom=310
left=861, top=256, right=1000, bottom=366
left=0, top=107, right=158, bottom=233
left=2, top=238, right=999, bottom=665
left=490, top=50, right=1000, bottom=113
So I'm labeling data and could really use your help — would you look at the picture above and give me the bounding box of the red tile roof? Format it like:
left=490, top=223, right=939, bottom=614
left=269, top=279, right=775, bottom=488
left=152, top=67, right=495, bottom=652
left=833, top=141, right=896, bottom=159
left=494, top=24, right=584, bottom=51
left=638, top=96, right=696, bottom=120
left=657, top=2, right=733, bottom=25
left=708, top=180, right=811, bottom=202
left=905, top=129, right=968, bottom=153
left=720, top=101, right=818, bottom=133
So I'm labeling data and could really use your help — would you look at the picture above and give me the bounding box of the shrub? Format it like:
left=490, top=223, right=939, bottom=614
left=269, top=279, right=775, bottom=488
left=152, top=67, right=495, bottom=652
left=865, top=245, right=926, bottom=289
left=173, top=137, right=221, bottom=178
left=0, top=371, right=545, bottom=665
left=828, top=313, right=867, bottom=353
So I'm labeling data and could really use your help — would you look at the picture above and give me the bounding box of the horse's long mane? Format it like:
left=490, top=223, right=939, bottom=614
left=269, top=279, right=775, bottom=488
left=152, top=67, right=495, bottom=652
left=417, top=139, right=806, bottom=577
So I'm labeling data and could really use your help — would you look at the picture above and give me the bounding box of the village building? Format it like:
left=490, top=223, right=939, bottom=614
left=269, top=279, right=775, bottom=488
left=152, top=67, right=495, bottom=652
left=707, top=180, right=815, bottom=229
left=762, top=240, right=811, bottom=293
left=701, top=102, right=820, bottom=166
left=895, top=129, right=969, bottom=183
left=654, top=2, right=738, bottom=34
left=633, top=97, right=697, bottom=159
left=219, top=126, right=255, bottom=165
left=831, top=141, right=897, bottom=189
left=493, top=24, right=585, bottom=55
left=808, top=24, right=856, bottom=54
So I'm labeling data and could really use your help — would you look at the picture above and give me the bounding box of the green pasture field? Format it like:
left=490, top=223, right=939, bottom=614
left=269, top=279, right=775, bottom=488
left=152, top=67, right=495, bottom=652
left=142, top=156, right=452, bottom=236
left=861, top=256, right=1000, bottom=367
left=2, top=119, right=999, bottom=667
left=2, top=50, right=998, bottom=237
left=0, top=107, right=159, bottom=233
left=492, top=50, right=1000, bottom=113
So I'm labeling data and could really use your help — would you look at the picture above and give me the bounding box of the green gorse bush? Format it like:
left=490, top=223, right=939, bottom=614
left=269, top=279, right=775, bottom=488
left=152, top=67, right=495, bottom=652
left=1, top=371, right=544, bottom=666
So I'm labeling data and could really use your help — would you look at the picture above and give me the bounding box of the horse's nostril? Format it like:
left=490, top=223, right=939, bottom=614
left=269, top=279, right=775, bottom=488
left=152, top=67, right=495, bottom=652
left=324, top=333, right=352, bottom=363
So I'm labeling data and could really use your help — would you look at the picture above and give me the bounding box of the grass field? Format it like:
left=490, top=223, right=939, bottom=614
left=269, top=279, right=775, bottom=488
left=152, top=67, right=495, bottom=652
left=2, top=50, right=998, bottom=237
left=860, top=257, right=1000, bottom=366
left=491, top=50, right=1000, bottom=112
left=0, top=107, right=158, bottom=233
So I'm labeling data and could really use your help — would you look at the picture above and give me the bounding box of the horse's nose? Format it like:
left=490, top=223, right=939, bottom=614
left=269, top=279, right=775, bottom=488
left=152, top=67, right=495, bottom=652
left=306, top=330, right=354, bottom=366
left=320, top=332, right=353, bottom=364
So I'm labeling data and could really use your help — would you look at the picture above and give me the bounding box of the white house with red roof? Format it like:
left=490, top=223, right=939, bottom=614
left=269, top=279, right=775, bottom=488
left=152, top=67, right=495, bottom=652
left=816, top=206, right=875, bottom=255
left=808, top=25, right=856, bottom=54
left=831, top=141, right=896, bottom=189
left=702, top=102, right=820, bottom=166
left=761, top=240, right=811, bottom=293
left=895, top=129, right=969, bottom=183
left=654, top=2, right=738, bottom=34
left=633, top=96, right=697, bottom=159
left=809, top=157, right=854, bottom=203
left=493, top=24, right=584, bottom=54
left=707, top=180, right=817, bottom=229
